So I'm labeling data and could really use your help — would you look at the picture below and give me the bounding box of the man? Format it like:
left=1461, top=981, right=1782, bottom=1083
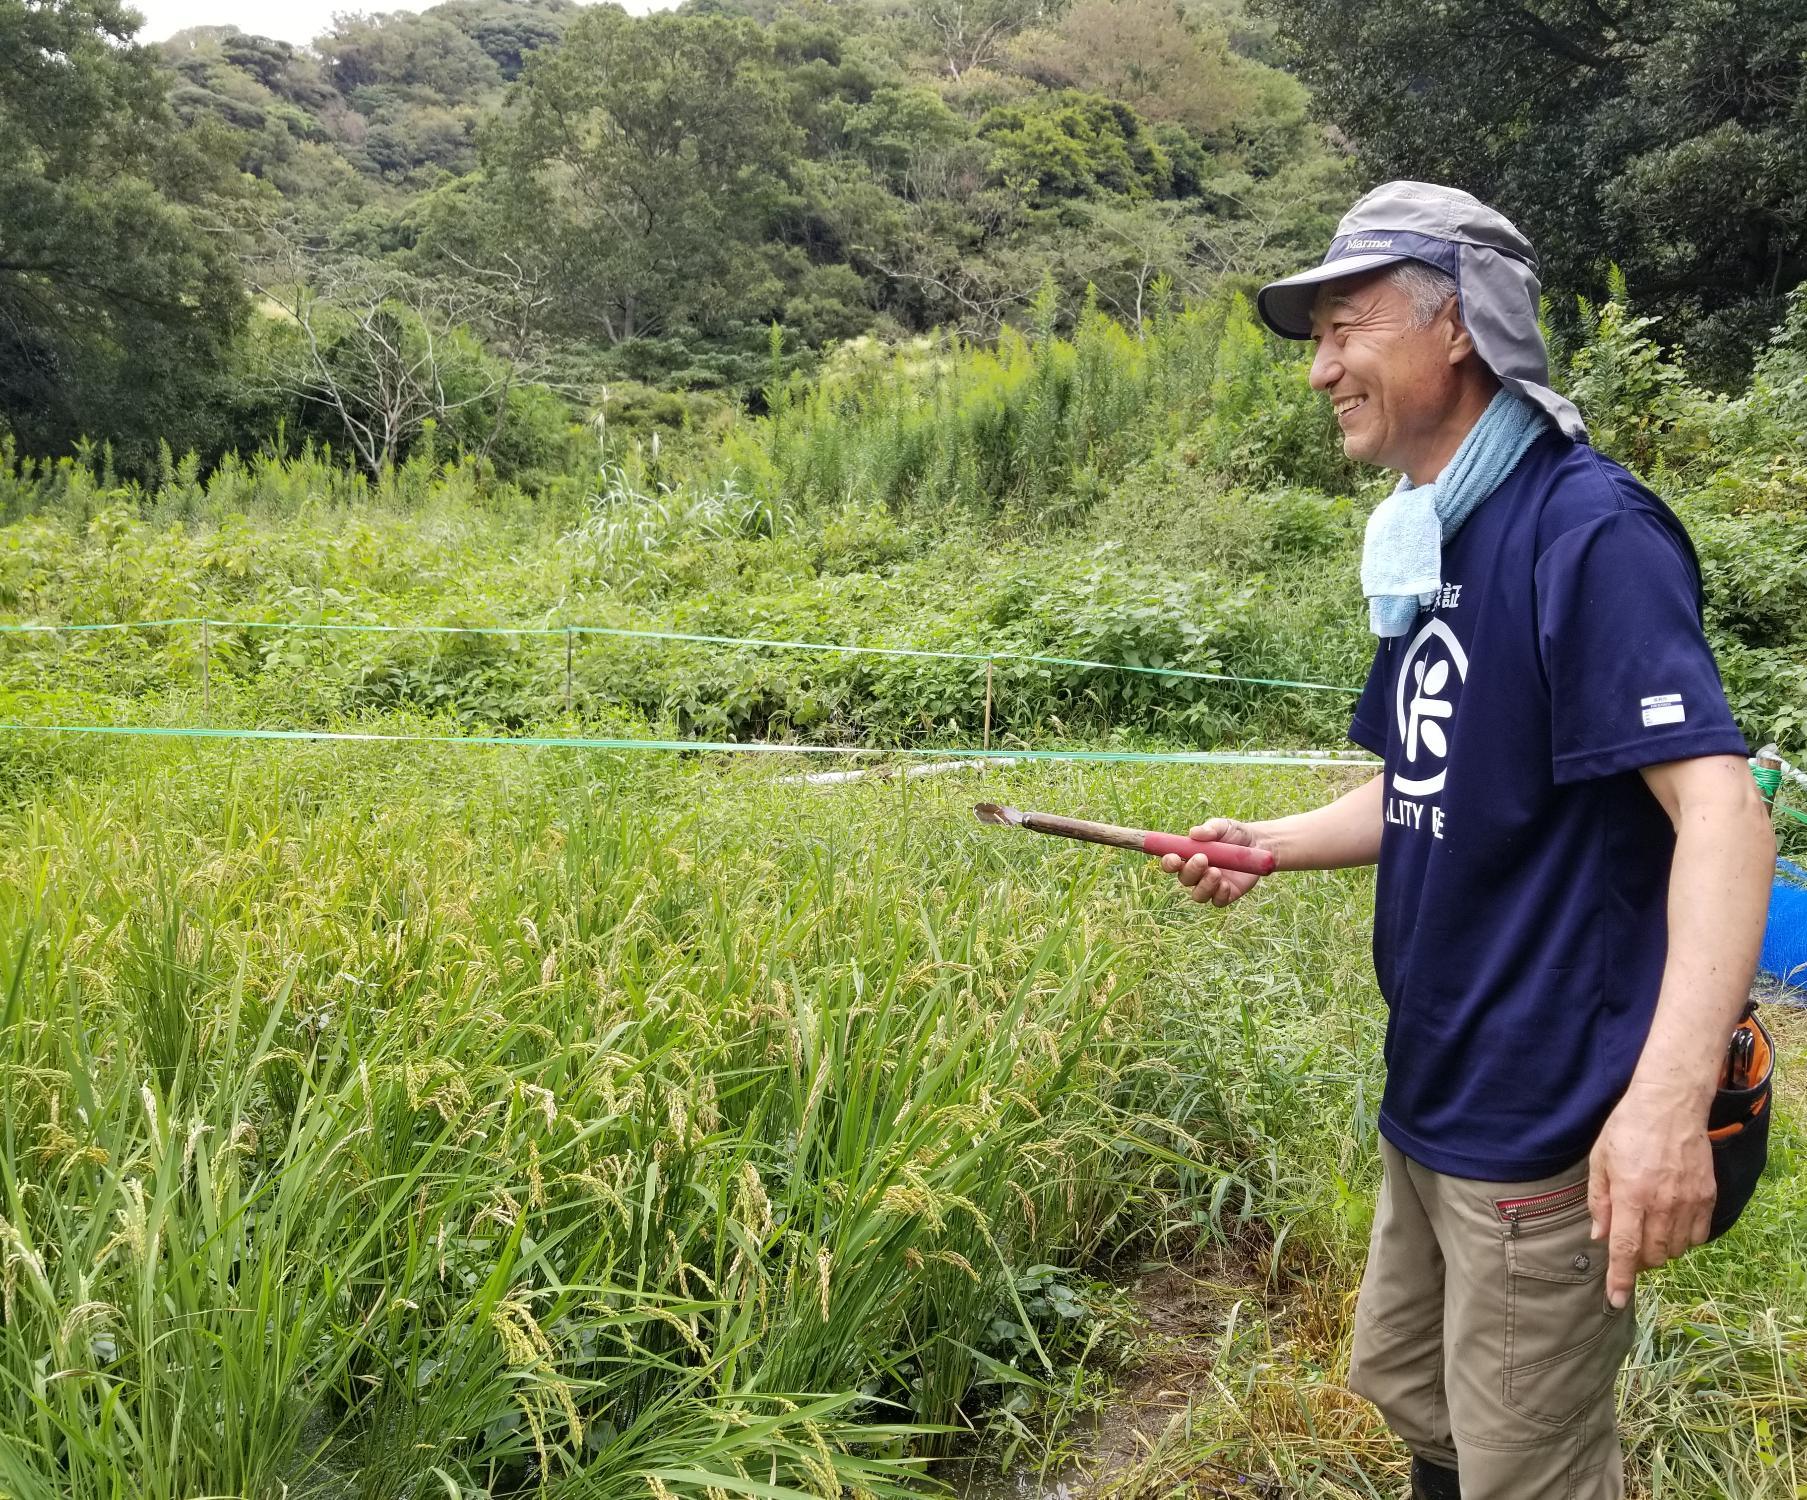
left=1163, top=181, right=1775, bottom=1499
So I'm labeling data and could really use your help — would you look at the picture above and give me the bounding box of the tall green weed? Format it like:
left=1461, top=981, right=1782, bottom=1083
left=6, top=277, right=1807, bottom=752
left=712, top=286, right=1299, bottom=523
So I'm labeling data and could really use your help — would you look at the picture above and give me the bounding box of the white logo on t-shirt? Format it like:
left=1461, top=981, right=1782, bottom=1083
left=1640, top=693, right=1685, bottom=727
left=1394, top=617, right=1469, bottom=797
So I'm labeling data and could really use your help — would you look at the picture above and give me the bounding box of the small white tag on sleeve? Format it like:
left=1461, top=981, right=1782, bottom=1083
left=1640, top=693, right=1686, bottom=727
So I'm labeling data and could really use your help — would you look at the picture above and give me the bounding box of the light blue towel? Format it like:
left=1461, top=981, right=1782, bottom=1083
left=1361, top=390, right=1550, bottom=636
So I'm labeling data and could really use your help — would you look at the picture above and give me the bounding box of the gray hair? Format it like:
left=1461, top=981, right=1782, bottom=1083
left=1386, top=261, right=1459, bottom=327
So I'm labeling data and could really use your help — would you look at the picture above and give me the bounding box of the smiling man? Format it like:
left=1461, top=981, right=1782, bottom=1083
left=1162, top=182, right=1775, bottom=1498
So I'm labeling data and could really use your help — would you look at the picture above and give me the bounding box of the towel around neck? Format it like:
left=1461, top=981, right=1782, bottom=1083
left=1360, top=390, right=1551, bottom=637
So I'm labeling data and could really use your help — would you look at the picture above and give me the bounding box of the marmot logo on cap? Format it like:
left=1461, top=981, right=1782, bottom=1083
left=1347, top=236, right=1396, bottom=250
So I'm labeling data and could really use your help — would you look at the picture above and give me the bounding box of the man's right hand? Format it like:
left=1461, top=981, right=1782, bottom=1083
left=1161, top=818, right=1272, bottom=906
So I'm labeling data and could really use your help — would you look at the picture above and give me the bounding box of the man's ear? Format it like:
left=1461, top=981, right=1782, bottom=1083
left=1443, top=302, right=1476, bottom=365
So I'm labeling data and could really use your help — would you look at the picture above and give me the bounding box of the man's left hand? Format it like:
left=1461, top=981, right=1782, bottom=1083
left=1588, top=1082, right=1715, bottom=1309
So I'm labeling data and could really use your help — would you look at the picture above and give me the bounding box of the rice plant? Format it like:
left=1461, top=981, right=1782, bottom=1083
left=0, top=743, right=1336, bottom=1494
left=0, top=730, right=1802, bottom=1496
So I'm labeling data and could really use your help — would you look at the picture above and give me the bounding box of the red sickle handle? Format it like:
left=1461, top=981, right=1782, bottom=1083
left=1140, top=832, right=1276, bottom=876
left=997, top=807, right=1279, bottom=877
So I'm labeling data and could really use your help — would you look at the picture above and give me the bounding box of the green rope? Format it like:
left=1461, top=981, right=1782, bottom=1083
left=1751, top=763, right=1807, bottom=829
left=0, top=720, right=1378, bottom=769
left=0, top=615, right=1358, bottom=695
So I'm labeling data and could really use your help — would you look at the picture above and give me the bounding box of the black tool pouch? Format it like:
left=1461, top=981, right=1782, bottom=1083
left=1707, top=1005, right=1774, bottom=1242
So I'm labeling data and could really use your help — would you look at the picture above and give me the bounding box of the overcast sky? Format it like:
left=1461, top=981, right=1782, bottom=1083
left=131, top=0, right=673, bottom=47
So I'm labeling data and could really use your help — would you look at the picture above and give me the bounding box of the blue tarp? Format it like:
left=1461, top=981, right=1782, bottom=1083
left=1760, top=858, right=1807, bottom=991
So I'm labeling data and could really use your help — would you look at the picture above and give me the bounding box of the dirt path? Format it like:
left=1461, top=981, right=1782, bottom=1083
left=945, top=1240, right=1394, bottom=1499
left=949, top=983, right=1805, bottom=1500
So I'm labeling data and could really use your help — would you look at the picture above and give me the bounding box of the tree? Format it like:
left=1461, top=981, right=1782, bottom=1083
left=481, top=5, right=800, bottom=345
left=162, top=4, right=575, bottom=206
left=1006, top=0, right=1253, bottom=141
left=251, top=231, right=547, bottom=472
left=978, top=91, right=1176, bottom=204
left=831, top=85, right=969, bottom=187
left=315, top=12, right=501, bottom=98
left=1256, top=0, right=1807, bottom=379
left=917, top=0, right=1063, bottom=80
left=846, top=139, right=1044, bottom=338
left=435, top=0, right=577, bottom=79
left=1030, top=158, right=1349, bottom=327
left=1057, top=200, right=1203, bottom=325
left=0, top=0, right=250, bottom=466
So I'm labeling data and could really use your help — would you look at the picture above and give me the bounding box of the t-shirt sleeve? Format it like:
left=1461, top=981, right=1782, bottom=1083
left=1349, top=641, right=1389, bottom=756
left=1535, top=509, right=1747, bottom=784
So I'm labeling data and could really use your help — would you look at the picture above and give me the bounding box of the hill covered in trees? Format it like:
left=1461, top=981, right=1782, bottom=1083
left=0, top=0, right=1341, bottom=475
left=5, top=0, right=1807, bottom=482
left=158, top=0, right=579, bottom=201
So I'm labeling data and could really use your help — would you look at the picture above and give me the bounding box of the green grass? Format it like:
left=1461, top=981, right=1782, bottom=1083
left=0, top=737, right=1798, bottom=1496
left=6, top=281, right=1807, bottom=761
left=0, top=738, right=1355, bottom=1495
left=0, top=472, right=1374, bottom=756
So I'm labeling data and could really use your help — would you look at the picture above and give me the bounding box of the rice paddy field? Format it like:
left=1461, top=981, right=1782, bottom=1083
left=0, top=737, right=1343, bottom=1494
left=0, top=730, right=1803, bottom=1499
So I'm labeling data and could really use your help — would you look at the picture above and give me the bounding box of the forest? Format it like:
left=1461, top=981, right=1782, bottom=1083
left=12, top=0, right=1804, bottom=478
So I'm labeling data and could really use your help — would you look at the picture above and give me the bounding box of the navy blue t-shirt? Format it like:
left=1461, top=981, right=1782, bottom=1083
left=1348, top=433, right=1747, bottom=1181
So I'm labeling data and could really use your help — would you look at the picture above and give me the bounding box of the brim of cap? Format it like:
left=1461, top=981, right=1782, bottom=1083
left=1255, top=252, right=1414, bottom=340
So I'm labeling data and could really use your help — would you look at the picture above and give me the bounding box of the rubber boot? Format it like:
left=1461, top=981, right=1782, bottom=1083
left=1410, top=1456, right=1461, bottom=1500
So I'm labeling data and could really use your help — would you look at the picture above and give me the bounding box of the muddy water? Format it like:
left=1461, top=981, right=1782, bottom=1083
left=936, top=1461, right=1082, bottom=1500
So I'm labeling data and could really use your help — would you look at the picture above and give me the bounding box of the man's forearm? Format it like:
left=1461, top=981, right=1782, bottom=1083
left=1628, top=761, right=1775, bottom=1111
left=1248, top=773, right=1385, bottom=872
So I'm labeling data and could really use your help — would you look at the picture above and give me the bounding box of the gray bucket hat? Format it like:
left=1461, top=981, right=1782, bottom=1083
left=1256, top=180, right=1585, bottom=441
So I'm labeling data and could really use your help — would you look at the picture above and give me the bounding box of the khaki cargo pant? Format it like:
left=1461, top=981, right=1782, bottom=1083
left=1348, top=1139, right=1637, bottom=1499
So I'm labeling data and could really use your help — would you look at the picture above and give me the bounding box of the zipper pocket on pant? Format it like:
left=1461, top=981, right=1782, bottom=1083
left=1493, top=1180, right=1588, bottom=1237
